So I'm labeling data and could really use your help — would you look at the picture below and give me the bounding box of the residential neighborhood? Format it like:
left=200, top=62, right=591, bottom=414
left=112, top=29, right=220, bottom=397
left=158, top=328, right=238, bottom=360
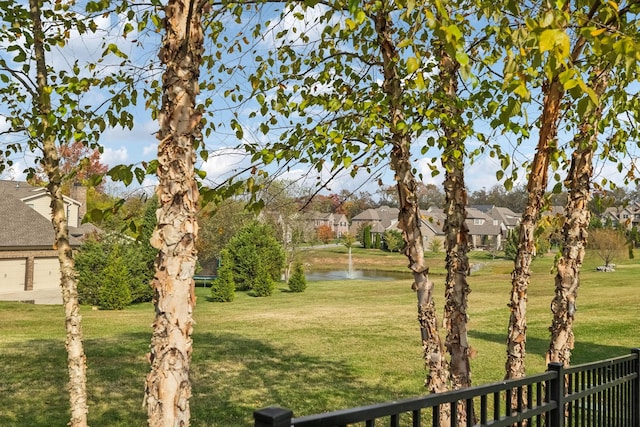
left=0, top=180, right=98, bottom=303
left=2, top=177, right=638, bottom=305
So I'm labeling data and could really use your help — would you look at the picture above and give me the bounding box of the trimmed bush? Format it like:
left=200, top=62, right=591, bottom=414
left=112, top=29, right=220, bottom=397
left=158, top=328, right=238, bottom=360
left=383, top=229, right=403, bottom=252
left=210, top=250, right=235, bottom=302
left=76, top=233, right=155, bottom=307
left=252, top=261, right=275, bottom=297
left=97, top=246, right=132, bottom=310
left=225, top=221, right=285, bottom=291
left=288, top=262, right=307, bottom=293
left=362, top=224, right=372, bottom=248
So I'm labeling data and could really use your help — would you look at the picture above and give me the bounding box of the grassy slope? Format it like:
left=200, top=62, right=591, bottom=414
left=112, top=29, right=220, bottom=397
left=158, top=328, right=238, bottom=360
left=0, top=249, right=638, bottom=426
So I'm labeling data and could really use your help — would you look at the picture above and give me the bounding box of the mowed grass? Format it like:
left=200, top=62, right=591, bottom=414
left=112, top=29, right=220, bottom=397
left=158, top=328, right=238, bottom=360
left=1, top=249, right=639, bottom=426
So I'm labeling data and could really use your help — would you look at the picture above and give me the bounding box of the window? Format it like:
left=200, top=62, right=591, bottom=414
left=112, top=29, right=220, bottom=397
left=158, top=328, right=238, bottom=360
left=474, top=218, right=484, bottom=225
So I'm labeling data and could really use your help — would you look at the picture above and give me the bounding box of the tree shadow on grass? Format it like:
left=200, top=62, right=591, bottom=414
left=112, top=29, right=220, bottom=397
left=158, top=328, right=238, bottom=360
left=468, top=330, right=634, bottom=367
left=190, top=332, right=398, bottom=426
left=0, top=339, right=70, bottom=427
left=1, top=332, right=399, bottom=427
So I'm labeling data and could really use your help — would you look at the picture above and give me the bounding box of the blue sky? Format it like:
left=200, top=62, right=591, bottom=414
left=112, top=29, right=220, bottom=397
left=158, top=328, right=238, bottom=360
left=0, top=2, right=637, bottom=199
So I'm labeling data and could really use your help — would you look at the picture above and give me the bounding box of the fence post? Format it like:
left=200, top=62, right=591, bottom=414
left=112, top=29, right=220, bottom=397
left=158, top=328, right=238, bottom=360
left=632, top=348, right=640, bottom=427
left=548, top=362, right=565, bottom=427
left=254, top=407, right=294, bottom=427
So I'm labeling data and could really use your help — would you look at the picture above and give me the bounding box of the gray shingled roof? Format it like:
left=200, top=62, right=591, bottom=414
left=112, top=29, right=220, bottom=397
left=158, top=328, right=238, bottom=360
left=487, top=206, right=521, bottom=227
left=0, top=193, right=59, bottom=249
left=0, top=182, right=83, bottom=249
left=377, top=206, right=399, bottom=228
left=0, top=180, right=47, bottom=200
left=352, top=208, right=380, bottom=222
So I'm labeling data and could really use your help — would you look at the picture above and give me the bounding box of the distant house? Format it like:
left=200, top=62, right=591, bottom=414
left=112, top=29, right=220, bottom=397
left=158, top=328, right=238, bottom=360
left=333, top=213, right=349, bottom=238
left=602, top=203, right=640, bottom=229
left=419, top=208, right=446, bottom=250
left=0, top=181, right=96, bottom=301
left=304, top=211, right=349, bottom=238
left=486, top=206, right=521, bottom=240
left=466, top=207, right=503, bottom=249
left=423, top=207, right=503, bottom=250
left=349, top=208, right=381, bottom=233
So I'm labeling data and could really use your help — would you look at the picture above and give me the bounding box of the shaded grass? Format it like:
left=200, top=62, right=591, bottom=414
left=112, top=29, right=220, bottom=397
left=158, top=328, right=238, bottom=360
left=0, top=250, right=638, bottom=426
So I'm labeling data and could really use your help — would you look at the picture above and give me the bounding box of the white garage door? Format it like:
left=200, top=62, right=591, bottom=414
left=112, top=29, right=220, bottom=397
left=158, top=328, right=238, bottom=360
left=33, top=258, right=61, bottom=290
left=0, top=259, right=26, bottom=293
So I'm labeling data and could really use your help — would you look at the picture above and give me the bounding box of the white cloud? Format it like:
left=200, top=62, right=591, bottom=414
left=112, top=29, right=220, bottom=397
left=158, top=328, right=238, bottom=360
left=101, top=147, right=129, bottom=165
left=200, top=147, right=251, bottom=183
left=260, top=3, right=336, bottom=51
left=1, top=159, right=29, bottom=181
left=143, top=143, right=157, bottom=156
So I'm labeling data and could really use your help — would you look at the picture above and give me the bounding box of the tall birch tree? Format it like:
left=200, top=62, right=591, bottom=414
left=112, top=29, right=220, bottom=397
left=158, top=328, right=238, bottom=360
left=0, top=1, right=136, bottom=425
left=29, top=2, right=89, bottom=423
left=144, top=0, right=203, bottom=423
left=501, top=0, right=610, bottom=380
left=547, top=2, right=640, bottom=366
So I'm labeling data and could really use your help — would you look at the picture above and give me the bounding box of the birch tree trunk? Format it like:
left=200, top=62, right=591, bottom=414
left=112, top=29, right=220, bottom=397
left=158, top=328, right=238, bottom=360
left=30, top=0, right=89, bottom=425
left=144, top=0, right=203, bottom=424
left=438, top=43, right=473, bottom=424
left=505, top=76, right=564, bottom=380
left=374, top=10, right=450, bottom=401
left=546, top=69, right=609, bottom=366
left=504, top=0, right=599, bottom=379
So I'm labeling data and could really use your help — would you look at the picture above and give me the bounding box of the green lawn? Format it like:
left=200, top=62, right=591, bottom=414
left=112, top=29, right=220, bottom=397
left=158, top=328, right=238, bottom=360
left=1, top=250, right=638, bottom=426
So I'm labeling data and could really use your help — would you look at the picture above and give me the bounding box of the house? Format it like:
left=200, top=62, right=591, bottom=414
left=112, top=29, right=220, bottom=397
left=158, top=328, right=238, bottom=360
left=466, top=207, right=503, bottom=249
left=0, top=180, right=95, bottom=303
left=419, top=208, right=446, bottom=250
left=303, top=211, right=349, bottom=239
left=486, top=206, right=521, bottom=240
left=332, top=213, right=349, bottom=238
left=349, top=208, right=382, bottom=235
left=601, top=204, right=640, bottom=230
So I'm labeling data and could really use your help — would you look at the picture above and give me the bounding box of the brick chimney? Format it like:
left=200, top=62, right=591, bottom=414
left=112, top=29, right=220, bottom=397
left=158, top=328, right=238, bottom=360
left=70, top=182, right=87, bottom=222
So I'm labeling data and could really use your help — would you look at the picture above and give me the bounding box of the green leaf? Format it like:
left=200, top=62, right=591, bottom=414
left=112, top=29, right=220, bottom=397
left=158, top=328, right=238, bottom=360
left=134, top=167, right=146, bottom=184
left=446, top=24, right=462, bottom=42
left=558, top=68, right=578, bottom=90
left=504, top=178, right=513, bottom=191
left=455, top=51, right=469, bottom=66
left=539, top=29, right=570, bottom=57
left=108, top=165, right=134, bottom=186
left=407, top=57, right=419, bottom=73
left=415, top=72, right=426, bottom=90
left=397, top=38, right=412, bottom=49
left=513, top=81, right=529, bottom=99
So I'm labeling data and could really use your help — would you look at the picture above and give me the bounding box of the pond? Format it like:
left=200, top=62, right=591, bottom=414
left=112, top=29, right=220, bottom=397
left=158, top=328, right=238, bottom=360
left=305, top=269, right=411, bottom=282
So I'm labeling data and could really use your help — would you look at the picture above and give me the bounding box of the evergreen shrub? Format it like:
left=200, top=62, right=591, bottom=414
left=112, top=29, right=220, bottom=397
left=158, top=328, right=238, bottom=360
left=210, top=250, right=235, bottom=302
left=288, top=262, right=307, bottom=293
left=253, top=261, right=275, bottom=297
left=97, top=246, right=132, bottom=310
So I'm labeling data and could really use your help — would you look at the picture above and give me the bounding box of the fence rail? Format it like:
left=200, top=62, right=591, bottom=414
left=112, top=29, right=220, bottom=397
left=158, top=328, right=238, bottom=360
left=254, top=348, right=640, bottom=427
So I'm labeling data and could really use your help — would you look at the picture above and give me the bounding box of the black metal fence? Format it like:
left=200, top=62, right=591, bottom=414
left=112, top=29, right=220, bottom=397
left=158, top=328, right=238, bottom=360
left=254, top=349, right=640, bottom=427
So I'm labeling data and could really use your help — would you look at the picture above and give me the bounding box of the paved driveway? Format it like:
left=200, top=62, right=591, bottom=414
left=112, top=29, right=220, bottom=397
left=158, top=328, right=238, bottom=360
left=0, top=289, right=62, bottom=304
